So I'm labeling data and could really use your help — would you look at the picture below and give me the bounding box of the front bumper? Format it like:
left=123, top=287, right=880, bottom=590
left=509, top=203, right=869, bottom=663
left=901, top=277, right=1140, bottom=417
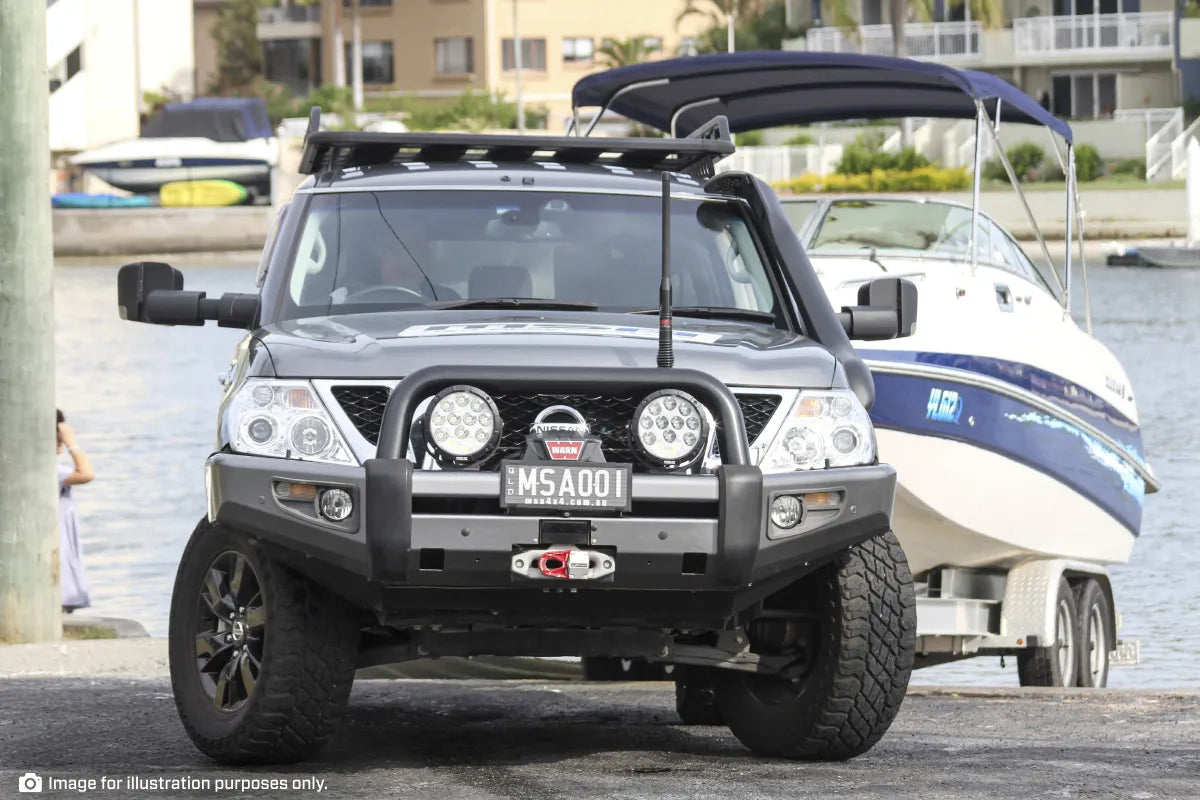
left=206, top=452, right=895, bottom=625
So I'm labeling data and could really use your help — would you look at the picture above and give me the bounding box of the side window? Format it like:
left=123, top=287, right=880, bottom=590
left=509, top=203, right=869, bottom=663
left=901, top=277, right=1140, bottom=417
left=256, top=202, right=289, bottom=288
left=988, top=222, right=1057, bottom=297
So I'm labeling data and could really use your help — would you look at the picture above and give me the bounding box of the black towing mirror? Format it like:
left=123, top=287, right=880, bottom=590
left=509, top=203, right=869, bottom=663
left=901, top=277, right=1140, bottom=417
left=117, top=261, right=260, bottom=329
left=837, top=277, right=918, bottom=341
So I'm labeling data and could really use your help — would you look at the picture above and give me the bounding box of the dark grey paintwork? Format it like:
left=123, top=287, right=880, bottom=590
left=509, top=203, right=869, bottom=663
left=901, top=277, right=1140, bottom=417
left=248, top=310, right=839, bottom=389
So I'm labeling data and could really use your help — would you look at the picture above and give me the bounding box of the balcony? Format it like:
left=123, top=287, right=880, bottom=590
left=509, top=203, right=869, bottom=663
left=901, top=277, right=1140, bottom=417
left=1012, top=12, right=1173, bottom=59
left=806, top=22, right=982, bottom=62
left=257, top=5, right=322, bottom=41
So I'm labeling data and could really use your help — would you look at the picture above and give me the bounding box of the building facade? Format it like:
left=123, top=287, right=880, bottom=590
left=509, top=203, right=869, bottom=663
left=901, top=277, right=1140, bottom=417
left=787, top=0, right=1200, bottom=119
left=256, top=0, right=709, bottom=129
left=48, top=0, right=195, bottom=153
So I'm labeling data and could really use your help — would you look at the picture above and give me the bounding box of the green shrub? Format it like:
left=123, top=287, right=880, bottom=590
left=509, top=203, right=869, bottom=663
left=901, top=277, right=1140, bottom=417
left=784, top=132, right=815, bottom=146
left=1006, top=142, right=1045, bottom=181
left=1073, top=143, right=1103, bottom=182
left=1109, top=157, right=1146, bottom=179
left=773, top=166, right=971, bottom=194
left=981, top=157, right=1009, bottom=182
left=836, top=131, right=931, bottom=175
left=736, top=130, right=766, bottom=146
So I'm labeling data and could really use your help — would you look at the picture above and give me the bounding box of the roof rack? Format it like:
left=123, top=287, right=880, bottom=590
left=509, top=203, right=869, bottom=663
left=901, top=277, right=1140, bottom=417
left=297, top=107, right=734, bottom=179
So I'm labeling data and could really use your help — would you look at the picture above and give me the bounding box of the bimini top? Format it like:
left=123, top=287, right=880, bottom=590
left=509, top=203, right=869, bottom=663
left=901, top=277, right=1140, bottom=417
left=141, top=98, right=274, bottom=142
left=571, top=51, right=1072, bottom=143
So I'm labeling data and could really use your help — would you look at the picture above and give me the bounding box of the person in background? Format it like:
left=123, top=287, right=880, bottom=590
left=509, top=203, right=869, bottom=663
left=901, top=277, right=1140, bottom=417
left=57, top=410, right=95, bottom=614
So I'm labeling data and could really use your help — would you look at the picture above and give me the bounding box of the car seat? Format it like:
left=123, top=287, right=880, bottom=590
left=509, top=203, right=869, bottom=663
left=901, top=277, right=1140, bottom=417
left=468, top=265, right=533, bottom=299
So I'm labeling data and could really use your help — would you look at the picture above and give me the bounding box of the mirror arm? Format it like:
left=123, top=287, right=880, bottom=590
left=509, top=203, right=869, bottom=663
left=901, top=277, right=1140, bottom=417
left=839, top=306, right=901, bottom=340
left=145, top=291, right=259, bottom=328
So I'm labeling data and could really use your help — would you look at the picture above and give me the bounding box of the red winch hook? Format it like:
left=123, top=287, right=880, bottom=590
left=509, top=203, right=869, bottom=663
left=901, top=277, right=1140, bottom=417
left=537, top=550, right=572, bottom=579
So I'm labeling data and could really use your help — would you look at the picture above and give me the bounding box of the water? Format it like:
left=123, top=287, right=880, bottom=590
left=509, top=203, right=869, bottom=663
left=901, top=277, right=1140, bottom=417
left=53, top=260, right=1199, bottom=687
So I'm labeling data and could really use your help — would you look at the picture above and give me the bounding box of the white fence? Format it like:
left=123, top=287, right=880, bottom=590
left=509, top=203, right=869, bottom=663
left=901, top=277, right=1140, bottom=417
left=717, top=145, right=845, bottom=183
left=1012, top=12, right=1172, bottom=55
left=806, top=22, right=981, bottom=60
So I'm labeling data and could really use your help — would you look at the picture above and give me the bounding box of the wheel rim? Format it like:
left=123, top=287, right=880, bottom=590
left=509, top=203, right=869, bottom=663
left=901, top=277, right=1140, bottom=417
left=1056, top=597, right=1075, bottom=685
left=1088, top=603, right=1107, bottom=684
left=193, top=550, right=266, bottom=712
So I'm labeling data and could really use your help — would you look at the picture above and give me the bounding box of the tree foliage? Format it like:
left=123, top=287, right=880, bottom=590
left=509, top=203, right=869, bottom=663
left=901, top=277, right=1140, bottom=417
left=208, top=0, right=265, bottom=94
left=686, top=0, right=803, bottom=53
left=596, top=37, right=659, bottom=68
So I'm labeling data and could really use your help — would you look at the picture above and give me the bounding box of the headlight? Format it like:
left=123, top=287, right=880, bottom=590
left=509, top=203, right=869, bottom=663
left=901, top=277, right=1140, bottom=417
left=632, top=389, right=710, bottom=470
left=226, top=380, right=356, bottom=465
left=421, top=385, right=503, bottom=468
left=759, top=390, right=875, bottom=472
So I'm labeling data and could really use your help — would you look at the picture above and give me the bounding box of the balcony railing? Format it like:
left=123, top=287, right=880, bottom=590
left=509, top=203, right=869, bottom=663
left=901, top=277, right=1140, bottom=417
left=807, top=22, right=981, bottom=61
left=258, top=5, right=321, bottom=24
left=1012, top=12, right=1172, bottom=56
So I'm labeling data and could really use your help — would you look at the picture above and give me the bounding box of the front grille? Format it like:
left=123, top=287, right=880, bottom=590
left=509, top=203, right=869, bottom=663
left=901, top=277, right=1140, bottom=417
left=330, top=385, right=782, bottom=462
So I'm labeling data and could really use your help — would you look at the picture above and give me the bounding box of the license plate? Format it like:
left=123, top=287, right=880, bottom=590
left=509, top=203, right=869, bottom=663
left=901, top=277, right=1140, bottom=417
left=500, top=461, right=632, bottom=512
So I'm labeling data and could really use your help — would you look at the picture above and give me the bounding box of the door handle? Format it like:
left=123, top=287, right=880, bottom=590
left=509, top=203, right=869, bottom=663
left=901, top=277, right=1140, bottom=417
left=994, top=283, right=1014, bottom=312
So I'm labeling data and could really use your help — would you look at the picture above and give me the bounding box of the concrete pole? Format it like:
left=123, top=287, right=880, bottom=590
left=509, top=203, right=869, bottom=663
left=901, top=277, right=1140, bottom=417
left=0, top=0, right=61, bottom=643
left=1187, top=137, right=1200, bottom=246
left=351, top=0, right=363, bottom=113
left=513, top=0, right=525, bottom=133
left=727, top=10, right=736, bottom=52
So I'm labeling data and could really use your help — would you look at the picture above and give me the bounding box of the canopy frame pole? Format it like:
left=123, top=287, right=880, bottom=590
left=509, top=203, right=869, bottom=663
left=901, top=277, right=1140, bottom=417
left=1075, top=163, right=1093, bottom=333
left=1064, top=143, right=1075, bottom=321
left=670, top=97, right=722, bottom=137
left=567, top=106, right=580, bottom=136
left=981, top=109, right=1063, bottom=296
left=969, top=101, right=985, bottom=275
left=581, top=78, right=672, bottom=137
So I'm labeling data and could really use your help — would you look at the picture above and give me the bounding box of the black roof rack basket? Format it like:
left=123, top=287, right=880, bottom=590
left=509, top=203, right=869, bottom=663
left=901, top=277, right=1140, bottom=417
left=298, top=107, right=734, bottom=179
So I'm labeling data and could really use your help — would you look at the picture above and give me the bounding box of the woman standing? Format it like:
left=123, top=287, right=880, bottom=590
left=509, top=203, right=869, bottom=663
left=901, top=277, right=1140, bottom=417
left=57, top=410, right=95, bottom=613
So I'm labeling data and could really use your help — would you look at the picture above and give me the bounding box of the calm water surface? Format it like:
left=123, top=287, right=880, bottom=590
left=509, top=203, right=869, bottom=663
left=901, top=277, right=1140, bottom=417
left=54, top=260, right=1199, bottom=688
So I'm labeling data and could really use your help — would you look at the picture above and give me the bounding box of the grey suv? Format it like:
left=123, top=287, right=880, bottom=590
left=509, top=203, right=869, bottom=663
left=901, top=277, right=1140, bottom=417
left=117, top=111, right=919, bottom=765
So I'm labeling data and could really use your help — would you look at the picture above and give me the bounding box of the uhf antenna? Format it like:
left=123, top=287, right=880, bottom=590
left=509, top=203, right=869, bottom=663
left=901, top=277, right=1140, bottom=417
left=658, top=172, right=674, bottom=368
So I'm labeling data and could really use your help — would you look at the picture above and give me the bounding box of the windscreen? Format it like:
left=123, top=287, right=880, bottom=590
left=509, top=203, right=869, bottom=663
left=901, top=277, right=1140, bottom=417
left=279, top=190, right=778, bottom=320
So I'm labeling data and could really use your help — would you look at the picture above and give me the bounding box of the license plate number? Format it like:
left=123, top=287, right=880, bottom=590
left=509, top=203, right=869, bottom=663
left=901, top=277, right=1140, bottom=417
left=500, top=461, right=632, bottom=512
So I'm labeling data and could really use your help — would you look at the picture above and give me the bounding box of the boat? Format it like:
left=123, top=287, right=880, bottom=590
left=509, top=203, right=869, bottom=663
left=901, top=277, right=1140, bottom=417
left=570, top=52, right=1160, bottom=685
left=1105, top=245, right=1200, bottom=268
left=69, top=98, right=277, bottom=199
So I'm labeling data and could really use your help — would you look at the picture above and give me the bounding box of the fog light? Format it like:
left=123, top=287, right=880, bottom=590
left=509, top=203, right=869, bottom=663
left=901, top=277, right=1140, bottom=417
left=319, top=488, right=353, bottom=522
left=770, top=495, right=804, bottom=529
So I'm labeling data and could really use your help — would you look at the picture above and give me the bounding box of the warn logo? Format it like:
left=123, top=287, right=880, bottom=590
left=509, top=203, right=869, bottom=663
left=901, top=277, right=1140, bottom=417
left=545, top=440, right=584, bottom=461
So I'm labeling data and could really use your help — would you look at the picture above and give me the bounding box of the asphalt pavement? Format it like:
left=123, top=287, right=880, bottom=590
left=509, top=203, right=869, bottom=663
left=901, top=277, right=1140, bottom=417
left=1, top=677, right=1197, bottom=800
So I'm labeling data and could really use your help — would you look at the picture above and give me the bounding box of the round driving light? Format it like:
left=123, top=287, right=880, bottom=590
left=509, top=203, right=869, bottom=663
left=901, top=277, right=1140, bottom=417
left=290, top=416, right=332, bottom=456
left=246, top=416, right=276, bottom=445
left=770, top=495, right=804, bottom=529
left=832, top=427, right=860, bottom=455
left=782, top=427, right=824, bottom=469
left=319, top=488, right=353, bottom=522
left=831, top=395, right=855, bottom=417
left=422, top=385, right=502, bottom=467
left=632, top=389, right=710, bottom=470
left=250, top=385, right=275, bottom=407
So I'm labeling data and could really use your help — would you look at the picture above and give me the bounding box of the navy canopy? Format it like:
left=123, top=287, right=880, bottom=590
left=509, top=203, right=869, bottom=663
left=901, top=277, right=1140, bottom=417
left=142, top=98, right=274, bottom=142
left=571, top=51, right=1072, bottom=144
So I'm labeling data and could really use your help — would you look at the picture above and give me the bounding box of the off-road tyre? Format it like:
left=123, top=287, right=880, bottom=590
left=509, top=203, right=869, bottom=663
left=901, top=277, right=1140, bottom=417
left=1073, top=579, right=1111, bottom=688
left=712, top=530, right=916, bottom=760
left=674, top=667, right=723, bottom=725
left=169, top=519, right=361, bottom=764
left=1017, top=577, right=1078, bottom=688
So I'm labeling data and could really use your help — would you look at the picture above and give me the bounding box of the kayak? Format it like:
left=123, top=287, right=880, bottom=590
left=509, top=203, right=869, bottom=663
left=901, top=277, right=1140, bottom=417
left=52, top=193, right=154, bottom=209
left=160, top=179, right=249, bottom=207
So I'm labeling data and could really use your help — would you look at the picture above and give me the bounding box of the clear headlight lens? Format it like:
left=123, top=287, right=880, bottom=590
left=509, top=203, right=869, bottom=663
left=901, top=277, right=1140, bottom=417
left=633, top=389, right=710, bottom=470
left=422, top=386, right=502, bottom=467
left=226, top=380, right=355, bottom=465
left=759, top=390, right=875, bottom=472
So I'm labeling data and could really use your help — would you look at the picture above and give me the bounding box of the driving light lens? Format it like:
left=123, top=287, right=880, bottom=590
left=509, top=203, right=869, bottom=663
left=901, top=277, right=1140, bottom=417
left=632, top=390, right=710, bottom=470
left=760, top=390, right=875, bottom=473
left=291, top=416, right=332, bottom=456
left=227, top=380, right=355, bottom=465
left=770, top=495, right=804, bottom=529
left=319, top=488, right=354, bottom=522
left=422, top=386, right=502, bottom=467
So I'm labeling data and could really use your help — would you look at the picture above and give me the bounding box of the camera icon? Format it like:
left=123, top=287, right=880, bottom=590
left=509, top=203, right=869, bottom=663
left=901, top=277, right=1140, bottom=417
left=18, top=772, right=43, bottom=793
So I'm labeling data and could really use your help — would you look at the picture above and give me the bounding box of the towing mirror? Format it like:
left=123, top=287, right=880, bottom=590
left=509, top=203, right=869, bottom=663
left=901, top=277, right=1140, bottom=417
left=837, top=277, right=918, bottom=341
left=117, top=261, right=260, bottom=329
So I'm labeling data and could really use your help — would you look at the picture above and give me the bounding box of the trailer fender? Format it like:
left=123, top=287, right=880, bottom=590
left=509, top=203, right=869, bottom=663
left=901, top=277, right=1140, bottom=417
left=999, top=559, right=1117, bottom=648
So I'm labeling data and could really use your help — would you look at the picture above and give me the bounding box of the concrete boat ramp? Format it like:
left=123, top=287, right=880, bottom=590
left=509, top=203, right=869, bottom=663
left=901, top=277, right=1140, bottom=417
left=0, top=640, right=1196, bottom=799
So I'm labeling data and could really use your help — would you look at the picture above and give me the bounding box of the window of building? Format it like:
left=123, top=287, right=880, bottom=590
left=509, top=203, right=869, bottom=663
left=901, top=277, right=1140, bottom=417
left=563, top=37, right=594, bottom=63
left=266, top=38, right=322, bottom=97
left=343, top=40, right=394, bottom=84
left=502, top=38, right=547, bottom=71
left=435, top=37, right=475, bottom=74
left=642, top=36, right=663, bottom=53
left=1051, top=72, right=1117, bottom=119
left=49, top=44, right=82, bottom=93
left=678, top=36, right=698, bottom=56
left=342, top=0, right=393, bottom=6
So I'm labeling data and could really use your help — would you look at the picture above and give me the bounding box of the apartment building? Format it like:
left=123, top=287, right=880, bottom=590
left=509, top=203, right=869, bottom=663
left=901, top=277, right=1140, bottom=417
left=48, top=0, right=195, bottom=153
left=788, top=0, right=1200, bottom=120
left=256, top=0, right=709, bottom=129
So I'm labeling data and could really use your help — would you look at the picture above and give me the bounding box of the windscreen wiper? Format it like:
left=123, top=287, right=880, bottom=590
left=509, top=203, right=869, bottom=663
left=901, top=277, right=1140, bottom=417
left=630, top=306, right=776, bottom=323
left=430, top=297, right=600, bottom=311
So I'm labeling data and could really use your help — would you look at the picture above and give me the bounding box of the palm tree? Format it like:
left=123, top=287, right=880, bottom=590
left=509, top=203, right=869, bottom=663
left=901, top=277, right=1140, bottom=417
left=595, top=36, right=657, bottom=68
left=676, top=0, right=768, bottom=51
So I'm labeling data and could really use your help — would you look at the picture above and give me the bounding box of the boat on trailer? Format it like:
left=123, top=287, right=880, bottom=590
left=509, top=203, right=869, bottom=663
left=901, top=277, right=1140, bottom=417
left=571, top=51, right=1161, bottom=687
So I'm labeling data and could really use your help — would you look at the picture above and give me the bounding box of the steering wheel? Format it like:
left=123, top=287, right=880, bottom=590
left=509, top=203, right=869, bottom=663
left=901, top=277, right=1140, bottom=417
left=340, top=285, right=427, bottom=304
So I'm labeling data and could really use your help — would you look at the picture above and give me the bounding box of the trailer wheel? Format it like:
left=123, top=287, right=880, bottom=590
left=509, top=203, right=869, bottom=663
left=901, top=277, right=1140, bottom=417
left=674, top=667, right=723, bottom=725
left=1074, top=579, right=1111, bottom=688
left=711, top=531, right=916, bottom=760
left=1017, top=577, right=1078, bottom=687
left=169, top=520, right=361, bottom=764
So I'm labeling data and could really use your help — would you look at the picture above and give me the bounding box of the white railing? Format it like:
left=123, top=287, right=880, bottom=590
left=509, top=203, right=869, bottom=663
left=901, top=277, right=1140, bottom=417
left=882, top=118, right=933, bottom=153
left=955, top=129, right=995, bottom=172
left=717, top=145, right=845, bottom=183
left=1012, top=12, right=1172, bottom=56
left=807, top=22, right=982, bottom=61
left=1147, top=108, right=1183, bottom=182
left=258, top=5, right=321, bottom=24
left=1169, top=117, right=1200, bottom=181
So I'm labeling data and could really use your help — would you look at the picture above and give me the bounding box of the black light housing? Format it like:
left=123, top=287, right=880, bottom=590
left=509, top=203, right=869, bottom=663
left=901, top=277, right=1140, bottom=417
left=630, top=389, right=710, bottom=471
left=419, top=385, right=503, bottom=469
